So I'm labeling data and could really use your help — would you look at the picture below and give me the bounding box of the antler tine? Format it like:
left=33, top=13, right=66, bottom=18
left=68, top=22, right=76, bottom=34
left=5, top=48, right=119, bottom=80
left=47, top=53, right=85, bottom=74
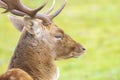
left=43, top=0, right=56, bottom=15
left=49, top=0, right=67, bottom=20
left=31, top=0, right=49, bottom=17
left=0, top=0, right=7, bottom=9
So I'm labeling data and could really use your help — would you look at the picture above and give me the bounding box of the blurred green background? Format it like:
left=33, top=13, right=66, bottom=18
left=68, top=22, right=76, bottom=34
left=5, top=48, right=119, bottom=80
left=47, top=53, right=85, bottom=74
left=0, top=0, right=120, bottom=80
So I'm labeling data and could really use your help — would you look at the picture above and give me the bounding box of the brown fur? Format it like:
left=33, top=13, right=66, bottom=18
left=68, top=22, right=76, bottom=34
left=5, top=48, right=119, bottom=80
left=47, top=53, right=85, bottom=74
left=0, top=0, right=86, bottom=79
left=0, top=68, right=33, bottom=80
left=6, top=17, right=84, bottom=80
left=9, top=29, right=57, bottom=80
left=0, top=16, right=85, bottom=80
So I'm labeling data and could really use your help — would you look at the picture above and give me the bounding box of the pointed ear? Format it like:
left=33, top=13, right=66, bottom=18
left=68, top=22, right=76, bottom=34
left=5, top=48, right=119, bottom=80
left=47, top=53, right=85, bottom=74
left=8, top=15, right=24, bottom=32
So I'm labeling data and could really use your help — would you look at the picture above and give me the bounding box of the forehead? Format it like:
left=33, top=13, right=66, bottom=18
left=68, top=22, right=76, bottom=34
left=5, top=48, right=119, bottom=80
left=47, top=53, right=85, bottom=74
left=55, top=29, right=64, bottom=34
left=32, top=19, right=64, bottom=34
left=49, top=24, right=64, bottom=33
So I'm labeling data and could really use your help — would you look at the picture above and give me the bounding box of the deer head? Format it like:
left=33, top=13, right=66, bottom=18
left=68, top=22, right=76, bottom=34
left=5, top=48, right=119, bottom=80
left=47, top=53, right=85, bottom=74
left=0, top=0, right=85, bottom=60
left=0, top=0, right=86, bottom=80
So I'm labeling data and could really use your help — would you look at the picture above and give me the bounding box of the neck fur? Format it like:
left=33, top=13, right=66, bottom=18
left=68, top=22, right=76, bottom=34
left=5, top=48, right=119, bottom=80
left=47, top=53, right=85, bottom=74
left=8, top=29, right=59, bottom=80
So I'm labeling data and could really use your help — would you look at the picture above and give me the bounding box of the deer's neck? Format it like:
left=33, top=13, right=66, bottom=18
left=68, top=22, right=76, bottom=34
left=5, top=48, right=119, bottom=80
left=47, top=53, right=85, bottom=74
left=8, top=30, right=59, bottom=80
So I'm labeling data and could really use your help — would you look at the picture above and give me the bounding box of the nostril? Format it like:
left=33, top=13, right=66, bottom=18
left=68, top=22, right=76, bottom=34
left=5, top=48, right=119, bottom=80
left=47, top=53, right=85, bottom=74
left=82, top=48, right=86, bottom=50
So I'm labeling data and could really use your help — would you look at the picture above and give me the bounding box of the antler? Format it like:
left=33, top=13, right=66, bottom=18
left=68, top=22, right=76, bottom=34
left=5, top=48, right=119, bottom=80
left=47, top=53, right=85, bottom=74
left=0, top=0, right=67, bottom=25
left=0, top=0, right=50, bottom=23
left=49, top=0, right=67, bottom=20
left=1, top=0, right=48, bottom=16
left=0, top=0, right=7, bottom=9
left=36, top=0, right=67, bottom=22
left=43, top=0, right=56, bottom=14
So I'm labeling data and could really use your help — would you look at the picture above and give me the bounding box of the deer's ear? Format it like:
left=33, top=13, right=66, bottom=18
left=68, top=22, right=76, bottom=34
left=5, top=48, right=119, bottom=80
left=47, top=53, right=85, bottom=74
left=8, top=15, right=24, bottom=32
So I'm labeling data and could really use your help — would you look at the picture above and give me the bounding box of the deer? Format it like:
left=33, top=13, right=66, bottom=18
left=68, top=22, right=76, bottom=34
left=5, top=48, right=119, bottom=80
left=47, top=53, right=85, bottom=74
left=0, top=0, right=86, bottom=80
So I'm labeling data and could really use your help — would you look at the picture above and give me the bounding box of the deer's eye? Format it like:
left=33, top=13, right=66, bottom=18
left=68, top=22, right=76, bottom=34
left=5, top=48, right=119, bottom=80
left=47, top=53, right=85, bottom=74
left=55, top=35, right=62, bottom=39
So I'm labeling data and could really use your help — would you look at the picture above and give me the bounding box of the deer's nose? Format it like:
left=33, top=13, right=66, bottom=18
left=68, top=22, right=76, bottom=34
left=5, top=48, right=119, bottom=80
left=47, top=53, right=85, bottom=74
left=82, top=48, right=86, bottom=51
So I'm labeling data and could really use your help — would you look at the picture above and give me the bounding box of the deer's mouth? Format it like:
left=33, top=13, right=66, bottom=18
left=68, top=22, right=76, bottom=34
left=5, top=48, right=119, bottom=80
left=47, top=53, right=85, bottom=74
left=71, top=50, right=86, bottom=58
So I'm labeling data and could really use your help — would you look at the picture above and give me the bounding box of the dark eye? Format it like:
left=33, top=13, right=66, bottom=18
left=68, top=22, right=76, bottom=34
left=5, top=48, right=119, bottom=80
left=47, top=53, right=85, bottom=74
left=55, top=35, right=62, bottom=39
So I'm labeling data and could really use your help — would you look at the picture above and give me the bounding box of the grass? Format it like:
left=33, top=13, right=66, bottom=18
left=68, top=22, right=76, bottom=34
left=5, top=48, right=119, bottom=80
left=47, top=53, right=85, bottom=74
left=0, top=0, right=120, bottom=80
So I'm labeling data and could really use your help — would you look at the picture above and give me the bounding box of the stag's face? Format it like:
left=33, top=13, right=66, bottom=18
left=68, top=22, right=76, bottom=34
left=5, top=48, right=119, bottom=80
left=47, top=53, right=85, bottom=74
left=0, top=0, right=86, bottom=60
left=23, top=16, right=86, bottom=60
